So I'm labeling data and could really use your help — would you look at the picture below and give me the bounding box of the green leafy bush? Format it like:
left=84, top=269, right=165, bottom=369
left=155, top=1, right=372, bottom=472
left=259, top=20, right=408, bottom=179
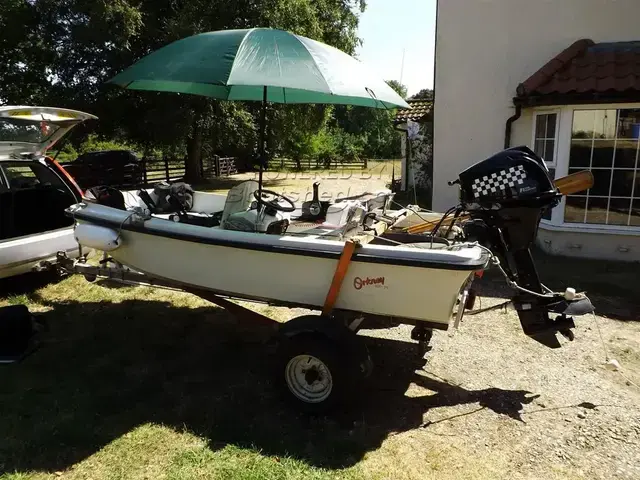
left=77, top=134, right=137, bottom=156
left=52, top=142, right=78, bottom=162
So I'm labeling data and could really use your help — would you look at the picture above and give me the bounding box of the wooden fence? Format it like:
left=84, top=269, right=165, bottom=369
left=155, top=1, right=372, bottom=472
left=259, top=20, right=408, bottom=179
left=275, top=157, right=367, bottom=170
left=62, top=152, right=367, bottom=191
left=201, top=155, right=240, bottom=178
left=140, top=157, right=186, bottom=185
left=61, top=155, right=244, bottom=190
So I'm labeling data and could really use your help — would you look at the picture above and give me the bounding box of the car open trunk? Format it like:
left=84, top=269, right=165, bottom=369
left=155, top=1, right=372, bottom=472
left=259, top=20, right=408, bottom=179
left=0, top=106, right=96, bottom=278
left=0, top=164, right=79, bottom=241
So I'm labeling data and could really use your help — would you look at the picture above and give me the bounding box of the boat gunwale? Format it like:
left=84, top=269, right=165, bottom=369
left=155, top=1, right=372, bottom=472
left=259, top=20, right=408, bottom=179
left=70, top=210, right=490, bottom=272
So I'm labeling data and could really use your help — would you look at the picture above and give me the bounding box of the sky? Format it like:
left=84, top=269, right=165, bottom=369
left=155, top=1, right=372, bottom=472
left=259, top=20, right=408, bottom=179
left=356, top=0, right=436, bottom=97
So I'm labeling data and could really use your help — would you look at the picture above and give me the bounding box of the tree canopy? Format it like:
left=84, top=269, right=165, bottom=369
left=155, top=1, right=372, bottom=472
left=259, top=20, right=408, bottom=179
left=0, top=0, right=413, bottom=180
left=410, top=88, right=433, bottom=101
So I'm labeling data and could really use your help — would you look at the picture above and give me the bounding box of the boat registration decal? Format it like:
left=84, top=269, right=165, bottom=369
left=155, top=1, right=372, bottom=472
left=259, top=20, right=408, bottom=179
left=354, top=276, right=386, bottom=290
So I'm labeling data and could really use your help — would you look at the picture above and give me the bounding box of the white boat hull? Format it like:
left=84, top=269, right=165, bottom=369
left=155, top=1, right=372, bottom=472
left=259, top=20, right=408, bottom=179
left=71, top=203, right=488, bottom=326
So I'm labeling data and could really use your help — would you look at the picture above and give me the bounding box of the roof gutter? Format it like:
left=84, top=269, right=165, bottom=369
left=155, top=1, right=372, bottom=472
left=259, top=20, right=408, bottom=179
left=504, top=103, right=522, bottom=149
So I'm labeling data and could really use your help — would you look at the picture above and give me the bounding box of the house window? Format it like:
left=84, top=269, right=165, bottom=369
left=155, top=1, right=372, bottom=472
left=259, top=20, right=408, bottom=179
left=565, top=109, right=640, bottom=226
left=533, top=113, right=558, bottom=166
left=533, top=112, right=558, bottom=220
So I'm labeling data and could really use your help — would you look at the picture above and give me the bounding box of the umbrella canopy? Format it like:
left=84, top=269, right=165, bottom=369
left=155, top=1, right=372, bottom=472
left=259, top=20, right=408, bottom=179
left=108, top=28, right=409, bottom=109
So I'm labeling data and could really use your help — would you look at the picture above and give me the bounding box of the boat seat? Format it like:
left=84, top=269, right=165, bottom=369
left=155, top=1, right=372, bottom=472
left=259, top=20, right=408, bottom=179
left=220, top=180, right=259, bottom=230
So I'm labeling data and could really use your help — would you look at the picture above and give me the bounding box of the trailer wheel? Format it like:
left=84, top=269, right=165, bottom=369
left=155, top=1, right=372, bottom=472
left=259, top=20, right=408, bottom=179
left=275, top=332, right=369, bottom=413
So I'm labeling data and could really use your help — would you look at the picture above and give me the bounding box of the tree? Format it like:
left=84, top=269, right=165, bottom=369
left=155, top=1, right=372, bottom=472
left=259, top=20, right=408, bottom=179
left=0, top=0, right=142, bottom=106
left=410, top=88, right=433, bottom=101
left=386, top=80, right=408, bottom=99
left=331, top=79, right=407, bottom=159
left=1, top=0, right=405, bottom=174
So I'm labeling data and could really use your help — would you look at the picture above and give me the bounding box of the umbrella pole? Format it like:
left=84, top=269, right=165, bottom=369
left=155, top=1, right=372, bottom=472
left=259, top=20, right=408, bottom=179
left=258, top=85, right=267, bottom=199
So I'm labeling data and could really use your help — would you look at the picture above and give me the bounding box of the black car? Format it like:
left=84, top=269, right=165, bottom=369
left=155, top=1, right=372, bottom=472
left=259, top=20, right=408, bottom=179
left=63, top=150, right=144, bottom=189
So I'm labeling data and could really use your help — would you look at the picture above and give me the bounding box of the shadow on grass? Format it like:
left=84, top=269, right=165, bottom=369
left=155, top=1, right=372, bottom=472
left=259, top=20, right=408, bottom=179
left=0, top=296, right=538, bottom=474
left=0, top=270, right=66, bottom=298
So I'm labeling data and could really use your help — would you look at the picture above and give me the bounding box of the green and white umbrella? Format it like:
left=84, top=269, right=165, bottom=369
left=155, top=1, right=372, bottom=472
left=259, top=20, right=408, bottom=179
left=108, top=27, right=409, bottom=188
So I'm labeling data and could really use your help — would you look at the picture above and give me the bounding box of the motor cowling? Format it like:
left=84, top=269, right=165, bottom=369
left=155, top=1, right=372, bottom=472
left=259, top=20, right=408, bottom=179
left=458, top=146, right=561, bottom=253
left=458, top=146, right=560, bottom=209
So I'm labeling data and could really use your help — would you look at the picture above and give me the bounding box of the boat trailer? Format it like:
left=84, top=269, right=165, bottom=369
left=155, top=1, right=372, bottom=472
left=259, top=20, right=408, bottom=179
left=55, top=239, right=463, bottom=412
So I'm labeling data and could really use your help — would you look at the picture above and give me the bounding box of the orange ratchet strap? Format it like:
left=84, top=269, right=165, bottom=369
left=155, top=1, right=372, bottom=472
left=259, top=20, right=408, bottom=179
left=322, top=239, right=360, bottom=316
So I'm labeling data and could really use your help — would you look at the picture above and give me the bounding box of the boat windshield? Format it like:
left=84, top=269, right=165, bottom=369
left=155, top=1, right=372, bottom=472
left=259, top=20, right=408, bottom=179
left=0, top=117, right=61, bottom=143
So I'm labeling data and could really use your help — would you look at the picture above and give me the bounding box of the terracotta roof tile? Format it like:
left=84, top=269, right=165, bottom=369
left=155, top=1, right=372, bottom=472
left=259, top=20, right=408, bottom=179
left=394, top=99, right=432, bottom=124
left=516, top=39, right=594, bottom=96
left=515, top=40, right=640, bottom=104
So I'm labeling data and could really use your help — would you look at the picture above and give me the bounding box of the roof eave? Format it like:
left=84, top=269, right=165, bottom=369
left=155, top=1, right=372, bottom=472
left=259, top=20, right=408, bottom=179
left=514, top=90, right=640, bottom=107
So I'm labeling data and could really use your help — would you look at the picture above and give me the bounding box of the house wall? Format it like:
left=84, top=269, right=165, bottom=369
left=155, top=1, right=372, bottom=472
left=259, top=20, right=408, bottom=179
left=537, top=227, right=639, bottom=262
left=433, top=0, right=640, bottom=212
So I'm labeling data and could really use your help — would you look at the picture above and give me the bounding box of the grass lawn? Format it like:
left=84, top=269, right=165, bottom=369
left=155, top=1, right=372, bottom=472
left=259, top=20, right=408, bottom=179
left=0, top=273, right=378, bottom=480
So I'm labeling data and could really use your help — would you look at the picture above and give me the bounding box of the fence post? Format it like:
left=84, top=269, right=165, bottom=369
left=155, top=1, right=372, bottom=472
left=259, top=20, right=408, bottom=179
left=164, top=156, right=170, bottom=182
left=214, top=155, right=220, bottom=177
left=363, top=157, right=368, bottom=169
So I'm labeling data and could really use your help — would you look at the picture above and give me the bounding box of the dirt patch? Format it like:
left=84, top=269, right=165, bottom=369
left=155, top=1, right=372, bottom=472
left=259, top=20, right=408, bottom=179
left=198, top=160, right=400, bottom=203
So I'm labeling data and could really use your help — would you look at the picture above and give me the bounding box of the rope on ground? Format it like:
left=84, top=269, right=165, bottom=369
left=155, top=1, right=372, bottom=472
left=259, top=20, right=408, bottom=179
left=465, top=300, right=511, bottom=316
left=592, top=312, right=640, bottom=391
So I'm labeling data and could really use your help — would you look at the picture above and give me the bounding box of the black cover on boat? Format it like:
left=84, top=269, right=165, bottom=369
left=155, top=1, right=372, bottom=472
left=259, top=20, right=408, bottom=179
left=87, top=185, right=126, bottom=210
left=153, top=181, right=194, bottom=213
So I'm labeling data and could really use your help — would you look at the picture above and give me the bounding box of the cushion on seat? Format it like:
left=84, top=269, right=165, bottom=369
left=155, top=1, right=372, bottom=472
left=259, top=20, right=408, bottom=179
left=220, top=180, right=259, bottom=228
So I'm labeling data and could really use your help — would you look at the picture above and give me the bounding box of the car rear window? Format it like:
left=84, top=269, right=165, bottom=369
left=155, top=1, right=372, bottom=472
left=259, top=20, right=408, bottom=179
left=1, top=161, right=67, bottom=190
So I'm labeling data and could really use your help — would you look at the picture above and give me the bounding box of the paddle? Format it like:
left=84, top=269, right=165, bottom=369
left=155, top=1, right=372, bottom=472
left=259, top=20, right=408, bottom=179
left=554, top=170, right=594, bottom=196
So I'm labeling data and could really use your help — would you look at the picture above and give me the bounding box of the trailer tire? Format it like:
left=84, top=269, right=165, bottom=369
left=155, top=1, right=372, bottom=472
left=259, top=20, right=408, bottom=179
left=275, top=331, right=370, bottom=413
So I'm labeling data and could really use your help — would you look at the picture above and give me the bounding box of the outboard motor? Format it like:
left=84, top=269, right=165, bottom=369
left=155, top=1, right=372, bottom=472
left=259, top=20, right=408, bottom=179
left=455, top=146, right=594, bottom=348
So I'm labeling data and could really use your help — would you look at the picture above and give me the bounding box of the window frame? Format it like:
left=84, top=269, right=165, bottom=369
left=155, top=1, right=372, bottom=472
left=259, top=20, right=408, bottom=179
left=0, top=160, right=68, bottom=191
left=535, top=104, right=640, bottom=234
left=531, top=110, right=560, bottom=168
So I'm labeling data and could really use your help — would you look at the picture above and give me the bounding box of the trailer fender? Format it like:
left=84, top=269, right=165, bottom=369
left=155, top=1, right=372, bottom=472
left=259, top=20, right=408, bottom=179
left=276, top=315, right=370, bottom=367
left=279, top=315, right=351, bottom=342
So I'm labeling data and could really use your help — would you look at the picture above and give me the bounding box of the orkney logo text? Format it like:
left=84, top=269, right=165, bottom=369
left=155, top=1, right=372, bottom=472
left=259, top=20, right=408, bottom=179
left=353, top=276, right=385, bottom=290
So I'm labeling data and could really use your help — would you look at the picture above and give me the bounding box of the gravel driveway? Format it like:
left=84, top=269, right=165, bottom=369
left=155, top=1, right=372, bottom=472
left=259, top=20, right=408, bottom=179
left=268, top=277, right=640, bottom=480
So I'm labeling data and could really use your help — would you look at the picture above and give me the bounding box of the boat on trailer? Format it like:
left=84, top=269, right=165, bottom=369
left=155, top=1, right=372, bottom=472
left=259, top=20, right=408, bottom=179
left=60, top=146, right=596, bottom=411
